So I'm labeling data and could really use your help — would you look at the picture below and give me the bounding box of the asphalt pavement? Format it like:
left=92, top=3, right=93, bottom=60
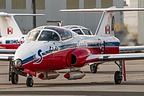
left=1, top=60, right=144, bottom=96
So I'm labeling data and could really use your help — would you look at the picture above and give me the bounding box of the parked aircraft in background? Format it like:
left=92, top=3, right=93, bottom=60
left=63, top=25, right=93, bottom=35
left=0, top=12, right=43, bottom=49
left=2, top=7, right=144, bottom=87
left=61, top=7, right=144, bottom=73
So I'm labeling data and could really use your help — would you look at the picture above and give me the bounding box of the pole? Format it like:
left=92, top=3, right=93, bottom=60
left=32, top=0, right=36, bottom=28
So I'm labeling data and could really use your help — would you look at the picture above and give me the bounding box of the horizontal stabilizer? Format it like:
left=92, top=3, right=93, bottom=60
left=0, top=49, right=16, bottom=54
left=0, top=54, right=14, bottom=61
left=120, top=46, right=144, bottom=52
left=60, top=7, right=144, bottom=12
left=0, top=12, right=44, bottom=16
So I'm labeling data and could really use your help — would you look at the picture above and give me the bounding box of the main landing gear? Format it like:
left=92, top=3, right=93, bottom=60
left=90, top=63, right=100, bottom=73
left=90, top=61, right=126, bottom=84
left=114, top=60, right=126, bottom=84
left=114, top=71, right=122, bottom=84
left=26, top=75, right=34, bottom=87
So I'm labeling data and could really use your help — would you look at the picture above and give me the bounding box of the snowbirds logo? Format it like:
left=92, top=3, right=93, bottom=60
left=34, top=46, right=59, bottom=64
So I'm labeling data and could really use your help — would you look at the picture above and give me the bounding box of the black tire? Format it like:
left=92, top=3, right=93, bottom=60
left=11, top=72, right=19, bottom=84
left=26, top=78, right=33, bottom=87
left=114, top=71, right=122, bottom=84
left=90, top=64, right=97, bottom=73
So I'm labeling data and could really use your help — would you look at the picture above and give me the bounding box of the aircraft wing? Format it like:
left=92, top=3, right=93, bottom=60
left=0, top=49, right=15, bottom=61
left=119, top=46, right=144, bottom=53
left=0, top=49, right=16, bottom=53
left=0, top=54, right=14, bottom=61
left=86, top=53, right=144, bottom=62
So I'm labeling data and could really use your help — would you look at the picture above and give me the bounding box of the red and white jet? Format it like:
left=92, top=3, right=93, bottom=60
left=0, top=12, right=43, bottom=49
left=2, top=7, right=144, bottom=87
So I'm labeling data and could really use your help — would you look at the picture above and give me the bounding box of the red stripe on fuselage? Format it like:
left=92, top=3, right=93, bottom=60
left=22, top=48, right=77, bottom=71
left=22, top=46, right=119, bottom=71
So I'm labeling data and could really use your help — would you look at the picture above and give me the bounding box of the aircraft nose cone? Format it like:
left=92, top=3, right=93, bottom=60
left=14, top=41, right=53, bottom=64
left=14, top=41, right=51, bottom=65
left=14, top=41, right=36, bottom=62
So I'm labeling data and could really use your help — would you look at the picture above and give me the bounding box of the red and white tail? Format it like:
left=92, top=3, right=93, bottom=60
left=95, top=11, right=115, bottom=36
left=0, top=12, right=22, bottom=37
left=0, top=12, right=44, bottom=37
left=60, top=6, right=144, bottom=36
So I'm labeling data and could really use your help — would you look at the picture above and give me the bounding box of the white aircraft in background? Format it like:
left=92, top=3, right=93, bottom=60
left=0, top=12, right=43, bottom=49
left=1, top=7, right=144, bottom=87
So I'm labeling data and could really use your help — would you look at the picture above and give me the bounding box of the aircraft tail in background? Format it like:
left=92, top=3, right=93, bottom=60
left=0, top=12, right=22, bottom=37
left=0, top=12, right=44, bottom=49
left=60, top=7, right=144, bottom=37
left=0, top=12, right=44, bottom=37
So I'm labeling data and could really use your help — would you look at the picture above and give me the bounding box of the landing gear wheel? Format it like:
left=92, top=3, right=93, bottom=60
left=114, top=71, right=122, bottom=84
left=26, top=77, right=34, bottom=87
left=90, top=64, right=98, bottom=73
left=11, top=72, right=19, bottom=84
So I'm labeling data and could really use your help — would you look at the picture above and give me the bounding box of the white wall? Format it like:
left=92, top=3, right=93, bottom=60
left=138, top=0, right=144, bottom=44
left=124, top=0, right=138, bottom=34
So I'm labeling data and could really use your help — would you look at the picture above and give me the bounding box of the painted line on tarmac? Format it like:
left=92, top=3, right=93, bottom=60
left=0, top=91, right=144, bottom=96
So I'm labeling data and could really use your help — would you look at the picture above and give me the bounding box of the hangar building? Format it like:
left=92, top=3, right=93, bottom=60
left=0, top=0, right=124, bottom=37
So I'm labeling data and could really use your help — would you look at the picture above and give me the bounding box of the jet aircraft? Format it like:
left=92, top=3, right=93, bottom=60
left=2, top=7, right=144, bottom=87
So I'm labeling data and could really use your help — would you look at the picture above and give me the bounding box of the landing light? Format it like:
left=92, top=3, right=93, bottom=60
left=14, top=59, right=22, bottom=67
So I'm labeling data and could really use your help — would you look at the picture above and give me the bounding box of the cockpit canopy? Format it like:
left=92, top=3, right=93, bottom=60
left=63, top=25, right=93, bottom=35
left=26, top=26, right=73, bottom=41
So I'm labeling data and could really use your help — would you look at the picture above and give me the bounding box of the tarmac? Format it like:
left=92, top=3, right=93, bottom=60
left=1, top=60, right=144, bottom=96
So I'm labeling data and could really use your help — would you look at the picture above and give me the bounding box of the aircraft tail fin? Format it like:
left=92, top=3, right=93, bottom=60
left=60, top=6, right=144, bottom=36
left=0, top=12, right=44, bottom=37
left=95, top=11, right=115, bottom=36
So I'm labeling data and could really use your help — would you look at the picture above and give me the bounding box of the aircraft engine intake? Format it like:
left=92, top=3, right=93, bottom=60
left=64, top=71, right=85, bottom=80
left=67, top=48, right=91, bottom=67
left=38, top=71, right=59, bottom=80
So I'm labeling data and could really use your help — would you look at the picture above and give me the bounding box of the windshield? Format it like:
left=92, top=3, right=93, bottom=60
left=38, top=30, right=60, bottom=41
left=27, top=30, right=40, bottom=41
left=72, top=29, right=83, bottom=35
left=82, top=29, right=92, bottom=35
left=45, top=26, right=72, bottom=40
left=27, top=26, right=72, bottom=41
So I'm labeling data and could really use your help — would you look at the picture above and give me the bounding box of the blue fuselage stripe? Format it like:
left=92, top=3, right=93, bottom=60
left=22, top=41, right=120, bottom=64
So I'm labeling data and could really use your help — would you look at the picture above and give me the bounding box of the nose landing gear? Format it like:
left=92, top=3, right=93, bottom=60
left=9, top=59, right=27, bottom=85
left=90, top=63, right=101, bottom=73
left=9, top=60, right=19, bottom=85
